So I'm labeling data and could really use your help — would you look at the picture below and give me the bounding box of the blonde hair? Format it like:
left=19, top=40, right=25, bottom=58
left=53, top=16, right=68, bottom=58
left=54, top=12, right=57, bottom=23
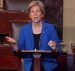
left=27, top=0, right=45, bottom=15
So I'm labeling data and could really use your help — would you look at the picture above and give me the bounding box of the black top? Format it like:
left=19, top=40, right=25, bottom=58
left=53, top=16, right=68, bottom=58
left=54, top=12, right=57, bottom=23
left=33, top=33, right=40, bottom=50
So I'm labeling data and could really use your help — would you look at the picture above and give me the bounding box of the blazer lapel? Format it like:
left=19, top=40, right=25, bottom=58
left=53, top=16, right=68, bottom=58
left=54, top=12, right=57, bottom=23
left=39, top=21, right=47, bottom=50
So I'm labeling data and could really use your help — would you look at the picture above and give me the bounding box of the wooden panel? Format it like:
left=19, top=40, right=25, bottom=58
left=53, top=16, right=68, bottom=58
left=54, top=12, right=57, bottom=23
left=0, top=56, right=20, bottom=69
left=0, top=46, right=21, bottom=71
left=0, top=47, right=13, bottom=55
left=0, top=20, right=12, bottom=35
left=57, top=53, right=68, bottom=71
left=0, top=11, right=29, bottom=20
left=71, top=46, right=75, bottom=71
left=72, top=54, right=75, bottom=71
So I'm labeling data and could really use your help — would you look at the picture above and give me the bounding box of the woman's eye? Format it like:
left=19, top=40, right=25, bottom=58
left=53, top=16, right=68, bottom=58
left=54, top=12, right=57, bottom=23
left=37, top=10, right=41, bottom=12
left=31, top=10, right=35, bottom=13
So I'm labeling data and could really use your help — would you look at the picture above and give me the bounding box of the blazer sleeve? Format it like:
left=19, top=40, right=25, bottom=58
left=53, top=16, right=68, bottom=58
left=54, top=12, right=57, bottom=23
left=48, top=24, right=61, bottom=53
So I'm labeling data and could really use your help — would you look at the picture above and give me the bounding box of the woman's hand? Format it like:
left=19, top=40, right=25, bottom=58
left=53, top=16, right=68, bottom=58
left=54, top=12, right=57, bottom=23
left=48, top=40, right=56, bottom=50
left=5, top=36, right=16, bottom=44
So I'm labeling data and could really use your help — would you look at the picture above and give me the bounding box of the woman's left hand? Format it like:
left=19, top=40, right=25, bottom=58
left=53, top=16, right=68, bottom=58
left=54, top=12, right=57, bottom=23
left=5, top=36, right=16, bottom=44
left=48, top=40, right=56, bottom=50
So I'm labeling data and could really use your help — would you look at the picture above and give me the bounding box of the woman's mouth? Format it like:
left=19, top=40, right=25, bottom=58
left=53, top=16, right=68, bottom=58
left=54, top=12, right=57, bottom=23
left=34, top=17, right=38, bottom=20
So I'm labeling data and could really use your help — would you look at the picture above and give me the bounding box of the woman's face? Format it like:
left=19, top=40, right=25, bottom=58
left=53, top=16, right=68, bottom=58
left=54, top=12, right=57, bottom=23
left=29, top=5, right=44, bottom=23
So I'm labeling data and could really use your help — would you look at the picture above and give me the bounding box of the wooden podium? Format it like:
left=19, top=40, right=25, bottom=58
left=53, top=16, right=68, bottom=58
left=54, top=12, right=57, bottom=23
left=15, top=50, right=52, bottom=71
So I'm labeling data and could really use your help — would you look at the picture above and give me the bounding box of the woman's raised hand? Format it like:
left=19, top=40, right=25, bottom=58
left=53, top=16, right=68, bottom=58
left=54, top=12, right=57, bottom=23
left=48, top=40, right=56, bottom=50
left=5, top=36, right=16, bottom=44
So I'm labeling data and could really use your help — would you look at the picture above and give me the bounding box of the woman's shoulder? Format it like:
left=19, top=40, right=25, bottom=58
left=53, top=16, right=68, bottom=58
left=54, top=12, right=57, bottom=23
left=44, top=20, right=55, bottom=28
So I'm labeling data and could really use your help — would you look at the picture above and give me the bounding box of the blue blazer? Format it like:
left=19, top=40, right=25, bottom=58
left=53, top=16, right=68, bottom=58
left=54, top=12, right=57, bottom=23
left=17, top=20, right=61, bottom=71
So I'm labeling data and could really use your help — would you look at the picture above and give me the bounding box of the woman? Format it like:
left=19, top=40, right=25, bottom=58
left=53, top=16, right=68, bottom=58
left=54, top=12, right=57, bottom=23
left=6, top=1, right=61, bottom=71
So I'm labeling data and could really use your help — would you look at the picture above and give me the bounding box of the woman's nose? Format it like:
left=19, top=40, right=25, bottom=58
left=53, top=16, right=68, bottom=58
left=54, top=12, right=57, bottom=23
left=34, top=11, right=37, bottom=15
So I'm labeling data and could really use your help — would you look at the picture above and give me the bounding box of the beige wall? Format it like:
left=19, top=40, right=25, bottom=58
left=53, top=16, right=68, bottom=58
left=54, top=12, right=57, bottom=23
left=63, top=0, right=75, bottom=53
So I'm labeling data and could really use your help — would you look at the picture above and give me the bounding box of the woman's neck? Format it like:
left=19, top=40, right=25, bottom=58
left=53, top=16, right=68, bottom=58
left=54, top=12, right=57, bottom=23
left=32, top=21, right=42, bottom=28
left=32, top=21, right=42, bottom=34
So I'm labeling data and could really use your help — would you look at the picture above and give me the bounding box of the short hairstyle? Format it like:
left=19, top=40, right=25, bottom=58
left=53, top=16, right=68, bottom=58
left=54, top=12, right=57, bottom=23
left=27, top=0, right=45, bottom=15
